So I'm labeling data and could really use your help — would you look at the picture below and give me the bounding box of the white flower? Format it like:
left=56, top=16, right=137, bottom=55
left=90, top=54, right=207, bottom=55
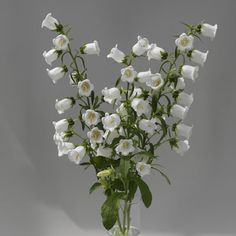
left=137, top=69, right=152, bottom=83
left=171, top=77, right=185, bottom=90
left=68, top=146, right=86, bottom=164
left=146, top=73, right=164, bottom=90
left=96, top=145, right=112, bottom=157
left=78, top=79, right=94, bottom=97
left=175, top=33, right=194, bottom=52
left=121, top=65, right=137, bottom=83
left=190, top=50, right=208, bottom=67
left=177, top=92, right=194, bottom=107
left=170, top=104, right=189, bottom=120
left=181, top=65, right=199, bottom=81
left=87, top=127, right=104, bottom=144
left=102, top=87, right=121, bottom=104
left=116, top=139, right=135, bottom=156
left=176, top=123, right=193, bottom=139
left=81, top=40, right=100, bottom=55
left=139, top=119, right=157, bottom=135
left=116, top=103, right=128, bottom=119
left=43, top=49, right=60, bottom=66
left=136, top=162, right=151, bottom=177
left=47, top=66, right=67, bottom=84
left=57, top=141, right=75, bottom=157
left=173, top=140, right=190, bottom=156
left=53, top=132, right=63, bottom=145
left=102, top=113, right=121, bottom=131
left=53, top=119, right=70, bottom=133
left=132, top=36, right=149, bottom=56
left=55, top=98, right=74, bottom=114
left=147, top=44, right=166, bottom=61
left=128, top=87, right=142, bottom=99
left=53, top=34, right=69, bottom=50
left=103, top=129, right=119, bottom=144
left=82, top=109, right=100, bottom=126
left=41, top=13, right=59, bottom=30
left=201, top=23, right=218, bottom=40
left=107, top=44, right=125, bottom=63
left=131, top=98, right=150, bottom=116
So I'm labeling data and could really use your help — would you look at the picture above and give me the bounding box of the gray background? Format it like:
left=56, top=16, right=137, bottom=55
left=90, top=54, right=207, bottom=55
left=0, top=0, right=236, bottom=235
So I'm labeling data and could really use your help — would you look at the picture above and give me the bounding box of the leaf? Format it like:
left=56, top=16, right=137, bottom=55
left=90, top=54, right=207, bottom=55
left=112, top=179, right=125, bottom=191
left=134, top=177, right=152, bottom=208
left=151, top=94, right=158, bottom=114
left=101, top=192, right=123, bottom=230
left=120, top=158, right=130, bottom=179
left=152, top=167, right=171, bottom=185
left=128, top=180, right=137, bottom=201
left=89, top=182, right=102, bottom=194
left=91, top=156, right=110, bottom=169
left=115, top=76, right=121, bottom=87
left=91, top=91, right=95, bottom=105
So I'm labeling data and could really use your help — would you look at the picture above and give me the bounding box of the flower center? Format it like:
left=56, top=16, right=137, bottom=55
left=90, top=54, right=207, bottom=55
left=124, top=69, right=132, bottom=78
left=58, top=37, right=66, bottom=46
left=91, top=130, right=101, bottom=141
left=122, top=141, right=130, bottom=149
left=139, top=165, right=145, bottom=172
left=180, top=37, right=189, bottom=47
left=87, top=112, right=96, bottom=122
left=81, top=82, right=90, bottom=92
left=152, top=79, right=161, bottom=87
left=137, top=103, right=144, bottom=110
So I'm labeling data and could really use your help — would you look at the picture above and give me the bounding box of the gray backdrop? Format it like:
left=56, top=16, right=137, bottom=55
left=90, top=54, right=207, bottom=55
left=0, top=0, right=236, bottom=235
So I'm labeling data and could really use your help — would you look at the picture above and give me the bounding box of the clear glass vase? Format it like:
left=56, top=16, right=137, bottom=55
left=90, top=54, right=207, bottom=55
left=107, top=193, right=141, bottom=236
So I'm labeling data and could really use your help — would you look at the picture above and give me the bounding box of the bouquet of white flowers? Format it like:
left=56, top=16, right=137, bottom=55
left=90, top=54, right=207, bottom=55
left=42, top=13, right=217, bottom=236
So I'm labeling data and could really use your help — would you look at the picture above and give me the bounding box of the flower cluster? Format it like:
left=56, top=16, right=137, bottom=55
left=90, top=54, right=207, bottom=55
left=42, top=13, right=217, bottom=232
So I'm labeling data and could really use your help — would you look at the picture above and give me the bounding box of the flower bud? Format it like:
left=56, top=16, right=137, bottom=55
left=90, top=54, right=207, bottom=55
left=53, top=34, right=69, bottom=50
left=107, top=44, right=125, bottom=63
left=47, top=66, right=68, bottom=84
left=170, top=104, right=189, bottom=120
left=147, top=44, right=167, bottom=61
left=41, top=13, right=59, bottom=30
left=190, top=50, right=208, bottom=67
left=200, top=23, right=218, bottom=40
left=97, top=169, right=112, bottom=177
left=181, top=65, right=199, bottom=81
left=132, top=36, right=149, bottom=56
left=177, top=92, right=194, bottom=107
left=55, top=98, right=75, bottom=114
left=81, top=40, right=100, bottom=55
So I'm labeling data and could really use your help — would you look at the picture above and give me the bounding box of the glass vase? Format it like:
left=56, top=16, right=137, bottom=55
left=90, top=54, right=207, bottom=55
left=107, top=193, right=141, bottom=236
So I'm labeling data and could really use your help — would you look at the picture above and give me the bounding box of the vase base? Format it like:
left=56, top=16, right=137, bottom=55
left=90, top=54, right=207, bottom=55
left=108, top=225, right=140, bottom=236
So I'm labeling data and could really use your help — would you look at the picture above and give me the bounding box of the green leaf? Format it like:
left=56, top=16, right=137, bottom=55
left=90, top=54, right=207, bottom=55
left=112, top=179, right=125, bottom=191
left=134, top=177, right=152, bottom=208
left=101, top=192, right=123, bottom=230
left=128, top=180, right=138, bottom=201
left=91, top=91, right=95, bottom=105
left=115, top=76, right=121, bottom=87
left=89, top=182, right=102, bottom=194
left=120, top=158, right=130, bottom=179
left=91, top=156, right=110, bottom=169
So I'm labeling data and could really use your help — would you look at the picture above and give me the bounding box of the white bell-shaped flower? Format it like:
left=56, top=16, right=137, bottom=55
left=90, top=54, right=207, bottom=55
left=82, top=109, right=100, bottom=127
left=53, top=119, right=70, bottom=134
left=170, top=104, right=189, bottom=120
left=87, top=127, right=104, bottom=144
left=82, top=40, right=100, bottom=55
left=147, top=44, right=166, bottom=61
left=107, top=44, right=125, bottom=63
left=115, top=139, right=135, bottom=156
left=136, top=162, right=151, bottom=177
left=68, top=146, right=86, bottom=164
left=190, top=50, right=208, bottom=67
left=102, top=113, right=121, bottom=131
left=41, top=13, right=59, bottom=30
left=43, top=49, right=60, bottom=66
left=47, top=66, right=67, bottom=84
left=102, top=87, right=121, bottom=104
left=53, top=34, right=69, bottom=50
left=78, top=79, right=94, bottom=97
left=181, top=65, right=199, bottom=81
left=131, top=98, right=150, bottom=116
left=146, top=73, right=164, bottom=90
left=176, top=123, right=193, bottom=139
left=201, top=23, right=218, bottom=40
left=55, top=98, right=74, bottom=114
left=137, top=69, right=152, bottom=83
left=177, top=92, right=194, bottom=107
left=132, top=36, right=149, bottom=56
left=121, top=65, right=137, bottom=83
left=173, top=140, right=190, bottom=156
left=57, top=141, right=75, bottom=157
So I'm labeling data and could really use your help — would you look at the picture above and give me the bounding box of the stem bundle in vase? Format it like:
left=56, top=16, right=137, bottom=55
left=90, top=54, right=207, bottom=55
left=41, top=13, right=217, bottom=235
